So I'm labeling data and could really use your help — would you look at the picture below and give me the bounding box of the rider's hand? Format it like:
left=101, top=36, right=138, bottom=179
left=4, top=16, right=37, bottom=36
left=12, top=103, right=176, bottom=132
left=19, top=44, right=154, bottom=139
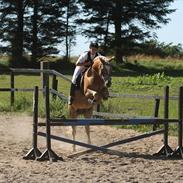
left=76, top=61, right=92, bottom=67
left=83, top=61, right=92, bottom=67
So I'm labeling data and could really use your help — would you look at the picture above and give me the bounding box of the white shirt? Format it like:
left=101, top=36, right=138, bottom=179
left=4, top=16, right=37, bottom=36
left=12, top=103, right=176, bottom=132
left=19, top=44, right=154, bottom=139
left=71, top=51, right=100, bottom=84
left=76, top=51, right=98, bottom=65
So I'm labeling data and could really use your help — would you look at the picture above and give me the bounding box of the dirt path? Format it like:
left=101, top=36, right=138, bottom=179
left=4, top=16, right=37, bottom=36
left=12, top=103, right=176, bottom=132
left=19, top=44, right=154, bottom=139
left=0, top=114, right=182, bottom=183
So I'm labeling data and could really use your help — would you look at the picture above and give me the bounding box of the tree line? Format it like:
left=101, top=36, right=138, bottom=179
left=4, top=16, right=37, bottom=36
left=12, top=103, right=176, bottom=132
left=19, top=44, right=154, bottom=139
left=0, top=0, right=178, bottom=67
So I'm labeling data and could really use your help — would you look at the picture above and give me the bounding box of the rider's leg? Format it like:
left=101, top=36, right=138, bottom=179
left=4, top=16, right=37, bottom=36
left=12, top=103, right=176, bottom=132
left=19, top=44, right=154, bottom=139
left=68, top=73, right=83, bottom=105
left=68, top=83, right=76, bottom=105
left=69, top=67, right=84, bottom=105
left=69, top=67, right=82, bottom=105
left=75, top=74, right=82, bottom=88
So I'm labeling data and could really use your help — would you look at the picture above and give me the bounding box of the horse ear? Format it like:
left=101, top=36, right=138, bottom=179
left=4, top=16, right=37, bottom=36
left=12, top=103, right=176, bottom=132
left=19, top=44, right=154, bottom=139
left=107, top=56, right=115, bottom=62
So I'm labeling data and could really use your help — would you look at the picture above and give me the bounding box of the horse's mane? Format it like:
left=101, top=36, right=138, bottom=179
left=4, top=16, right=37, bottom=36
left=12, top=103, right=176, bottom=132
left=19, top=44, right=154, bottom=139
left=94, top=55, right=109, bottom=63
left=85, top=67, right=93, bottom=77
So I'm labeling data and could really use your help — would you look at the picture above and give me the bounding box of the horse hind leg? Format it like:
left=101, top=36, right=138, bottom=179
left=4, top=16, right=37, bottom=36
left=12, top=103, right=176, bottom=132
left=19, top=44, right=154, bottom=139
left=72, top=126, right=76, bottom=152
left=85, top=126, right=91, bottom=145
left=84, top=108, right=93, bottom=145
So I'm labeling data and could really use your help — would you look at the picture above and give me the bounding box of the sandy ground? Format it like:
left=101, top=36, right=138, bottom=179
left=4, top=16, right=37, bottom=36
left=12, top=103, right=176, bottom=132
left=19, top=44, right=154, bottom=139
left=0, top=114, right=183, bottom=183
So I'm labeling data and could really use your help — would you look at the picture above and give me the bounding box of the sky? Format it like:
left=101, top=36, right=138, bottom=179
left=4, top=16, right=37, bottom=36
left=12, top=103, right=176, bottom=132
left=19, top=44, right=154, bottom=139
left=71, top=0, right=183, bottom=56
left=156, top=0, right=183, bottom=45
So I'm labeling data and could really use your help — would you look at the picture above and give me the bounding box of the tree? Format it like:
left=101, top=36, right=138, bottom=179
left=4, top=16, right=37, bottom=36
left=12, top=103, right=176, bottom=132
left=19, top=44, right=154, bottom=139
left=1, top=0, right=78, bottom=65
left=0, top=0, right=29, bottom=66
left=139, top=40, right=183, bottom=58
left=31, top=0, right=38, bottom=62
left=77, top=0, right=175, bottom=63
left=76, top=0, right=112, bottom=46
left=62, top=0, right=78, bottom=61
left=26, top=0, right=78, bottom=62
left=29, top=1, right=66, bottom=58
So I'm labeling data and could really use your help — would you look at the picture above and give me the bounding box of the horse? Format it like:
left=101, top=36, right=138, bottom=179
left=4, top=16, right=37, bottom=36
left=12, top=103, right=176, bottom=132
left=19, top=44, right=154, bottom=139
left=68, top=56, right=113, bottom=151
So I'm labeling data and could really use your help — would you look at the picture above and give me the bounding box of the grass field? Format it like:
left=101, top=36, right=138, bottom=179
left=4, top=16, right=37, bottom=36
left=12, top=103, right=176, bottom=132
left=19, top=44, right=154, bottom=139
left=0, top=56, right=183, bottom=135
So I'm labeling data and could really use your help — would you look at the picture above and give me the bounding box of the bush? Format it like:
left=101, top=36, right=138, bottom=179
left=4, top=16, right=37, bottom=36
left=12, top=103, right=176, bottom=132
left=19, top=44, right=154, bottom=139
left=38, top=98, right=68, bottom=118
left=14, top=95, right=32, bottom=111
left=135, top=72, right=171, bottom=85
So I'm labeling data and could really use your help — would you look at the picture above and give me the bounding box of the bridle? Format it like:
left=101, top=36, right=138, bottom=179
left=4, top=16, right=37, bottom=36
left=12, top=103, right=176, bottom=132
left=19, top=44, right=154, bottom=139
left=91, top=58, right=112, bottom=88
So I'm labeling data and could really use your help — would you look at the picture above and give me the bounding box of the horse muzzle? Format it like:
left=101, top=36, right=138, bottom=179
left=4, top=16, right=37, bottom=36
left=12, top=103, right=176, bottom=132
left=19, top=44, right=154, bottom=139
left=105, top=78, right=112, bottom=88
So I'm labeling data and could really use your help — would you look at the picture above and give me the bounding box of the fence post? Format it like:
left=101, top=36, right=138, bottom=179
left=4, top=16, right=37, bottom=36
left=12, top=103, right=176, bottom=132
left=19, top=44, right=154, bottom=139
left=23, top=86, right=42, bottom=160
left=10, top=71, right=14, bottom=108
left=152, top=98, right=160, bottom=131
left=172, top=86, right=183, bottom=158
left=40, top=61, right=49, bottom=97
left=154, top=86, right=173, bottom=157
left=52, top=75, right=58, bottom=100
left=37, top=86, right=63, bottom=162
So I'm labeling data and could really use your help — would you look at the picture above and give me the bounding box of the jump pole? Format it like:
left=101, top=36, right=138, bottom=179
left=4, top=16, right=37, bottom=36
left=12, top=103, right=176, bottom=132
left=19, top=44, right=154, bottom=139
left=67, top=129, right=164, bottom=158
left=172, top=86, right=183, bottom=158
left=23, top=86, right=42, bottom=160
left=37, top=131, right=126, bottom=157
left=34, top=86, right=177, bottom=160
left=154, top=86, right=174, bottom=157
left=37, top=86, right=63, bottom=162
left=37, top=118, right=178, bottom=126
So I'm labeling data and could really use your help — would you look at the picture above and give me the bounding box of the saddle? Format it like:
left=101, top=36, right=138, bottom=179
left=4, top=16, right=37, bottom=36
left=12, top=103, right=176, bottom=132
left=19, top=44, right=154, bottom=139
left=75, top=65, right=93, bottom=95
left=75, top=70, right=86, bottom=92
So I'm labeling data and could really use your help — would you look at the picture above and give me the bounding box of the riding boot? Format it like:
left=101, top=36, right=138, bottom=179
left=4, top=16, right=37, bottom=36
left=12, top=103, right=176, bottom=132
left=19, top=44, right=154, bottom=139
left=68, top=83, right=75, bottom=105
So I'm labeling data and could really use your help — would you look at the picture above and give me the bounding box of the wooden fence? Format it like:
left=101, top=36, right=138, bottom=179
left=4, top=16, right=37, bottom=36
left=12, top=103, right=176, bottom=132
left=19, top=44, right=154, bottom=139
left=0, top=62, right=179, bottom=122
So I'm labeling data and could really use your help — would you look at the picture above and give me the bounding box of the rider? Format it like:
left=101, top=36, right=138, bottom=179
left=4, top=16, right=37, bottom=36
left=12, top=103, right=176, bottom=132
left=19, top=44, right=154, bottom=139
left=68, top=42, right=101, bottom=105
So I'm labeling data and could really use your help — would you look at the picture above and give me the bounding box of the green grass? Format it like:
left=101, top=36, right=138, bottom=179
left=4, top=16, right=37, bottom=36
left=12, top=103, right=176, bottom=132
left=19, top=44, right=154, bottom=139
left=1, top=57, right=183, bottom=135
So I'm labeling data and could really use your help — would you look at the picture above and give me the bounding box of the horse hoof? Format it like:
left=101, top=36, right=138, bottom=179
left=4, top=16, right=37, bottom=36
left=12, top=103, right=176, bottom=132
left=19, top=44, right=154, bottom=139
left=88, top=99, right=93, bottom=104
left=88, top=99, right=96, bottom=104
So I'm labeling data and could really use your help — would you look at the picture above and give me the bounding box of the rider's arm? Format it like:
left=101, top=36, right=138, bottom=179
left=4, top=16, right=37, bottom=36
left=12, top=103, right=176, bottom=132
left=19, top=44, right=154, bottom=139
left=76, top=52, right=91, bottom=66
left=76, top=62, right=91, bottom=67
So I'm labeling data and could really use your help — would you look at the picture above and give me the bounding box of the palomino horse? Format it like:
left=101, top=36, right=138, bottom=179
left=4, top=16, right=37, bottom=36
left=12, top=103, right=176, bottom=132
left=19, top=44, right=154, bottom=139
left=68, top=56, right=113, bottom=151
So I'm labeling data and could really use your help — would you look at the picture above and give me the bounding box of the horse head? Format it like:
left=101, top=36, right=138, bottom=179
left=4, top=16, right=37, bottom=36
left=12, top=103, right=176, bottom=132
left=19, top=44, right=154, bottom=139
left=92, top=56, right=113, bottom=88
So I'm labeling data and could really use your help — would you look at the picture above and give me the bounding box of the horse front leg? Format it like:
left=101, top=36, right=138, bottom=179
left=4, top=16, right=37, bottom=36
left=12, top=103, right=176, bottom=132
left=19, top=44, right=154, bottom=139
left=85, top=89, right=99, bottom=104
left=85, top=126, right=91, bottom=145
left=84, top=108, right=93, bottom=145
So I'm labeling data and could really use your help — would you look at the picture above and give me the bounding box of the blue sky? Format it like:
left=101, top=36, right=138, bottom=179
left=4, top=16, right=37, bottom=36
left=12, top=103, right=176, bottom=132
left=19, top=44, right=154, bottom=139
left=72, top=0, right=183, bottom=56
left=156, top=0, right=183, bottom=45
